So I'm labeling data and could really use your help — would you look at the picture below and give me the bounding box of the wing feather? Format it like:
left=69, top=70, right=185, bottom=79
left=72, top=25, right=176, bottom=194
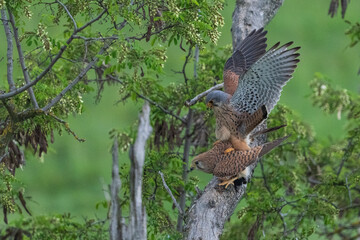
left=230, top=42, right=300, bottom=113
left=223, top=28, right=268, bottom=95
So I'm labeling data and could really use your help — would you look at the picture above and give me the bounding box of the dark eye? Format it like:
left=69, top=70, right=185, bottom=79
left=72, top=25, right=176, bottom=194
left=195, top=161, right=199, bottom=165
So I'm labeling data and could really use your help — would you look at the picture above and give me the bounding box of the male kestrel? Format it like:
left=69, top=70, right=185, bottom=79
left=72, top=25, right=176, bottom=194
left=206, top=29, right=300, bottom=152
left=191, top=135, right=289, bottom=188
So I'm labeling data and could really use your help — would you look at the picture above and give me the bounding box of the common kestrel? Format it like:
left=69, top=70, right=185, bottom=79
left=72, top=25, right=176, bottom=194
left=191, top=134, right=289, bottom=188
left=206, top=29, right=300, bottom=152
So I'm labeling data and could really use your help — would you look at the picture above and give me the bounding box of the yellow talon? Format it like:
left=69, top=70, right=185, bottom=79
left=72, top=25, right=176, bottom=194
left=218, top=177, right=238, bottom=188
left=213, top=140, right=221, bottom=146
left=224, top=147, right=235, bottom=154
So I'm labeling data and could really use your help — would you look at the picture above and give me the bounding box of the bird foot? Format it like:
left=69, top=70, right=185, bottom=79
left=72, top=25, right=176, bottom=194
left=212, top=140, right=221, bottom=146
left=218, top=176, right=238, bottom=188
left=224, top=147, right=235, bottom=154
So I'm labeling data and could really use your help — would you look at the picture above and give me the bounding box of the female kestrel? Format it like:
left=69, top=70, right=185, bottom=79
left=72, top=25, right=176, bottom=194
left=191, top=135, right=289, bottom=188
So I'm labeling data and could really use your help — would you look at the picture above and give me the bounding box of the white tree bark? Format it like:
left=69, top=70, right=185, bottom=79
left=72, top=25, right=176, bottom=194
left=185, top=1, right=284, bottom=239
left=109, top=138, right=122, bottom=240
left=232, top=0, right=284, bottom=49
left=128, top=101, right=152, bottom=240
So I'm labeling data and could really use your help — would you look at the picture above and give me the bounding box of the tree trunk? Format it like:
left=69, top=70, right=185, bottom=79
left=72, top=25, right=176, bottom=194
left=184, top=1, right=284, bottom=239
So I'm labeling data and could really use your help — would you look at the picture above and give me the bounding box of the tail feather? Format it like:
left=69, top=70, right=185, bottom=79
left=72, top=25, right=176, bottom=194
left=258, top=135, right=290, bottom=158
left=251, top=124, right=287, bottom=139
left=244, top=105, right=268, bottom=135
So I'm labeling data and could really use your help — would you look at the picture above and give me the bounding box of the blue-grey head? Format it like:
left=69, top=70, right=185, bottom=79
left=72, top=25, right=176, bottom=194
left=205, top=90, right=231, bottom=108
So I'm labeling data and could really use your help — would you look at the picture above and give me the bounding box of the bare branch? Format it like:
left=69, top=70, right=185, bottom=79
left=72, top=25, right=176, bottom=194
left=77, top=8, right=107, bottom=33
left=158, top=171, right=183, bottom=215
left=345, top=173, right=353, bottom=206
left=8, top=10, right=39, bottom=108
left=1, top=9, right=15, bottom=92
left=337, top=136, right=355, bottom=177
left=110, top=137, right=122, bottom=240
left=128, top=101, right=152, bottom=240
left=47, top=112, right=85, bottom=142
left=42, top=39, right=114, bottom=112
left=0, top=8, right=107, bottom=100
left=0, top=152, right=8, bottom=164
left=183, top=46, right=192, bottom=86
left=56, top=0, right=78, bottom=31
left=126, top=24, right=175, bottom=41
left=185, top=83, right=224, bottom=106
left=193, top=45, right=199, bottom=78
left=105, top=75, right=185, bottom=123
left=259, top=158, right=271, bottom=193
left=132, top=89, right=186, bottom=124
left=73, top=35, right=119, bottom=41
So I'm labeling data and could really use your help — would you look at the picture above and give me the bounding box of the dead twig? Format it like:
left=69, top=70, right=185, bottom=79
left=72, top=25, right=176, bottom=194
left=185, top=83, right=224, bottom=106
left=158, top=171, right=183, bottom=215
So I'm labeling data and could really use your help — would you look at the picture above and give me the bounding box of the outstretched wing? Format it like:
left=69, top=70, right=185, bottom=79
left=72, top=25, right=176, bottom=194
left=223, top=28, right=268, bottom=96
left=230, top=42, right=300, bottom=113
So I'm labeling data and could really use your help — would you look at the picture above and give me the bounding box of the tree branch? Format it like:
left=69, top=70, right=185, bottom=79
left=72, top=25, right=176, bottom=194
left=106, top=75, right=185, bottom=123
left=56, top=0, right=77, bottom=32
left=8, top=9, right=39, bottom=108
left=0, top=8, right=107, bottom=100
left=128, top=101, right=152, bottom=240
left=185, top=83, right=224, bottom=106
left=158, top=171, right=183, bottom=215
left=109, top=137, right=122, bottom=240
left=177, top=108, right=192, bottom=232
left=1, top=9, right=15, bottom=92
left=42, top=39, right=114, bottom=112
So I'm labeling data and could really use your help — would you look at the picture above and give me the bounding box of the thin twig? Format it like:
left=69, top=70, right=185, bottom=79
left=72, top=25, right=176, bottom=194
left=134, top=91, right=186, bottom=124
left=193, top=45, right=199, bottom=79
left=73, top=35, right=119, bottom=41
left=345, top=173, right=352, bottom=206
left=0, top=152, right=8, bottom=163
left=106, top=75, right=185, bottom=123
left=0, top=8, right=107, bottom=100
left=259, top=158, right=271, bottom=193
left=77, top=9, right=107, bottom=33
left=56, top=0, right=78, bottom=31
left=1, top=9, right=15, bottom=92
left=337, top=135, right=356, bottom=177
left=47, top=112, right=85, bottom=142
left=126, top=24, right=175, bottom=41
left=185, top=83, right=224, bottom=106
left=182, top=46, right=192, bottom=86
left=8, top=9, right=39, bottom=108
left=42, top=40, right=114, bottom=111
left=158, top=171, right=183, bottom=215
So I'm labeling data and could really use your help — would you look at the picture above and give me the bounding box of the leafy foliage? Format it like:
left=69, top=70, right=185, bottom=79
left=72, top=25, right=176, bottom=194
left=0, top=214, right=108, bottom=239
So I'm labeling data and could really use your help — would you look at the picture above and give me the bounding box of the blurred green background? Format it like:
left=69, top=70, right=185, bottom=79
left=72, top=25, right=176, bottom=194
left=1, top=0, right=360, bottom=223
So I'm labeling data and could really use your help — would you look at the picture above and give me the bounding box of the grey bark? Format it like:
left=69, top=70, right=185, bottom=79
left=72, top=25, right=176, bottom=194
left=8, top=10, right=39, bottom=108
left=232, top=0, right=284, bottom=49
left=184, top=1, right=284, bottom=239
left=128, top=101, right=152, bottom=240
left=177, top=108, right=193, bottom=232
left=109, top=138, right=122, bottom=240
left=1, top=9, right=15, bottom=92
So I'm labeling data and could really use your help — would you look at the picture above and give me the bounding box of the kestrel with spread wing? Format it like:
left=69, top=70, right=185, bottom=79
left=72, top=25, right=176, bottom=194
left=191, top=135, right=290, bottom=188
left=206, top=29, right=300, bottom=152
